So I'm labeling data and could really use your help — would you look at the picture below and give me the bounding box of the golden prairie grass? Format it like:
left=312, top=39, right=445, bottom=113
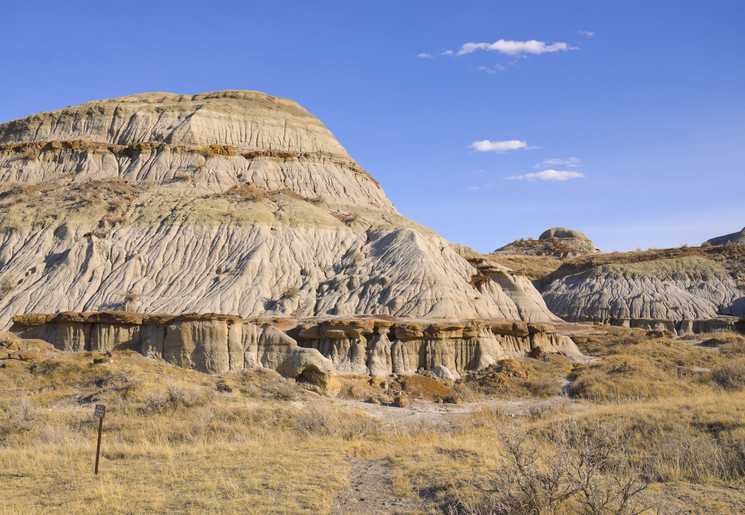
left=2, top=327, right=745, bottom=513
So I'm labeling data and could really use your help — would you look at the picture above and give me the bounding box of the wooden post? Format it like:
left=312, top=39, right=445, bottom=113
left=94, top=404, right=105, bottom=475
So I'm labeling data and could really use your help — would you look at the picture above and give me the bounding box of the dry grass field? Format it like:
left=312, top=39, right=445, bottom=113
left=2, top=326, right=745, bottom=513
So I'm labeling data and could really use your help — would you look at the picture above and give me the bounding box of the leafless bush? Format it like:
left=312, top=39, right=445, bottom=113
left=293, top=402, right=381, bottom=439
left=280, top=286, right=299, bottom=301
left=0, top=399, right=37, bottom=436
left=143, top=384, right=212, bottom=413
left=646, top=427, right=736, bottom=482
left=455, top=419, right=650, bottom=514
left=709, top=360, right=745, bottom=390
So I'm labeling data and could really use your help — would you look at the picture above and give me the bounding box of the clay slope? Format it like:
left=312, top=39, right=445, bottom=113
left=0, top=91, right=557, bottom=327
left=705, top=227, right=745, bottom=246
left=542, top=256, right=745, bottom=333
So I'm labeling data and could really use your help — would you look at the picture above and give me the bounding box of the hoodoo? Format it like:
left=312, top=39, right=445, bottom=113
left=493, top=227, right=599, bottom=257
left=0, top=91, right=576, bottom=384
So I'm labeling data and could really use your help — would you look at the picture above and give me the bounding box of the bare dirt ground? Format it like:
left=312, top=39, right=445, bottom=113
left=333, top=458, right=418, bottom=514
left=335, top=396, right=587, bottom=432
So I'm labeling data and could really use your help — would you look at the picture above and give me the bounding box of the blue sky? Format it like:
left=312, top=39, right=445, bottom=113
left=1, top=0, right=743, bottom=252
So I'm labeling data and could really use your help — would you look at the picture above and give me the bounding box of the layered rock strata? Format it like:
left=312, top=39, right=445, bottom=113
left=10, top=312, right=580, bottom=391
left=0, top=91, right=558, bottom=327
left=542, top=257, right=745, bottom=334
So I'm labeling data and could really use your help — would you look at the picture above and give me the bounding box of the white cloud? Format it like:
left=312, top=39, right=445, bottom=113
left=474, top=64, right=505, bottom=74
left=468, top=184, right=494, bottom=191
left=441, top=49, right=454, bottom=56
left=505, top=169, right=585, bottom=181
left=470, top=139, right=528, bottom=153
left=534, top=157, right=582, bottom=168
left=457, top=39, right=569, bottom=56
left=578, top=30, right=595, bottom=38
left=417, top=52, right=433, bottom=59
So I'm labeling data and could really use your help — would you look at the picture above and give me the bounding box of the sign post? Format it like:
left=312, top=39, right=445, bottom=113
left=94, top=404, right=105, bottom=475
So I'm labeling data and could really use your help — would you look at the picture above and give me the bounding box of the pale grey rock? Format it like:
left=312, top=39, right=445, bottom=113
left=543, top=257, right=745, bottom=326
left=494, top=227, right=599, bottom=256
left=431, top=365, right=456, bottom=381
left=10, top=313, right=582, bottom=390
left=704, top=227, right=745, bottom=246
left=0, top=90, right=558, bottom=329
left=0, top=91, right=349, bottom=156
left=539, top=227, right=590, bottom=240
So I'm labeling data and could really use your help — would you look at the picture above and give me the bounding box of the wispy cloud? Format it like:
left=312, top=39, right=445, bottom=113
left=417, top=52, right=433, bottom=59
left=457, top=39, right=569, bottom=57
left=468, top=184, right=494, bottom=191
left=473, top=64, right=505, bottom=74
left=441, top=49, right=454, bottom=56
left=534, top=157, right=582, bottom=168
left=505, top=169, right=585, bottom=181
left=578, top=30, right=595, bottom=38
left=470, top=139, right=529, bottom=153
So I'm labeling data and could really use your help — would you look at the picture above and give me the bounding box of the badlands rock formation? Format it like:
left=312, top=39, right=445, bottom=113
left=0, top=91, right=557, bottom=329
left=10, top=311, right=578, bottom=391
left=494, top=227, right=599, bottom=257
left=705, top=227, right=745, bottom=246
left=0, top=91, right=573, bottom=383
left=542, top=256, right=744, bottom=334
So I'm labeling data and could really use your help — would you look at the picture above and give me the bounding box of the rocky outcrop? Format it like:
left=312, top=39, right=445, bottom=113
left=704, top=227, right=745, bottom=246
left=493, top=227, right=599, bottom=257
left=0, top=91, right=558, bottom=327
left=10, top=312, right=581, bottom=390
left=542, top=256, right=745, bottom=334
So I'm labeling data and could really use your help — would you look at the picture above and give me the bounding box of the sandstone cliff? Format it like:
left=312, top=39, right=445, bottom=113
left=0, top=91, right=558, bottom=328
left=10, top=311, right=580, bottom=391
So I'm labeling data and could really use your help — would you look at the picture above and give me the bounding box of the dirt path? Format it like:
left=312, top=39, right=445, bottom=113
left=335, top=396, right=588, bottom=431
left=333, top=458, right=418, bottom=514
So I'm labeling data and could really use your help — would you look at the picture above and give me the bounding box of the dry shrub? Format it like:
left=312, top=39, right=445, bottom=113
left=454, top=419, right=649, bottom=514
left=0, top=398, right=37, bottom=437
left=641, top=423, right=745, bottom=482
left=462, top=404, right=512, bottom=429
left=293, top=401, right=381, bottom=439
left=708, top=359, right=745, bottom=390
left=231, top=368, right=301, bottom=401
left=122, top=290, right=141, bottom=308
left=221, top=183, right=267, bottom=201
left=521, top=374, right=563, bottom=398
left=143, top=383, right=213, bottom=413
left=700, top=332, right=745, bottom=355
left=280, top=286, right=299, bottom=301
